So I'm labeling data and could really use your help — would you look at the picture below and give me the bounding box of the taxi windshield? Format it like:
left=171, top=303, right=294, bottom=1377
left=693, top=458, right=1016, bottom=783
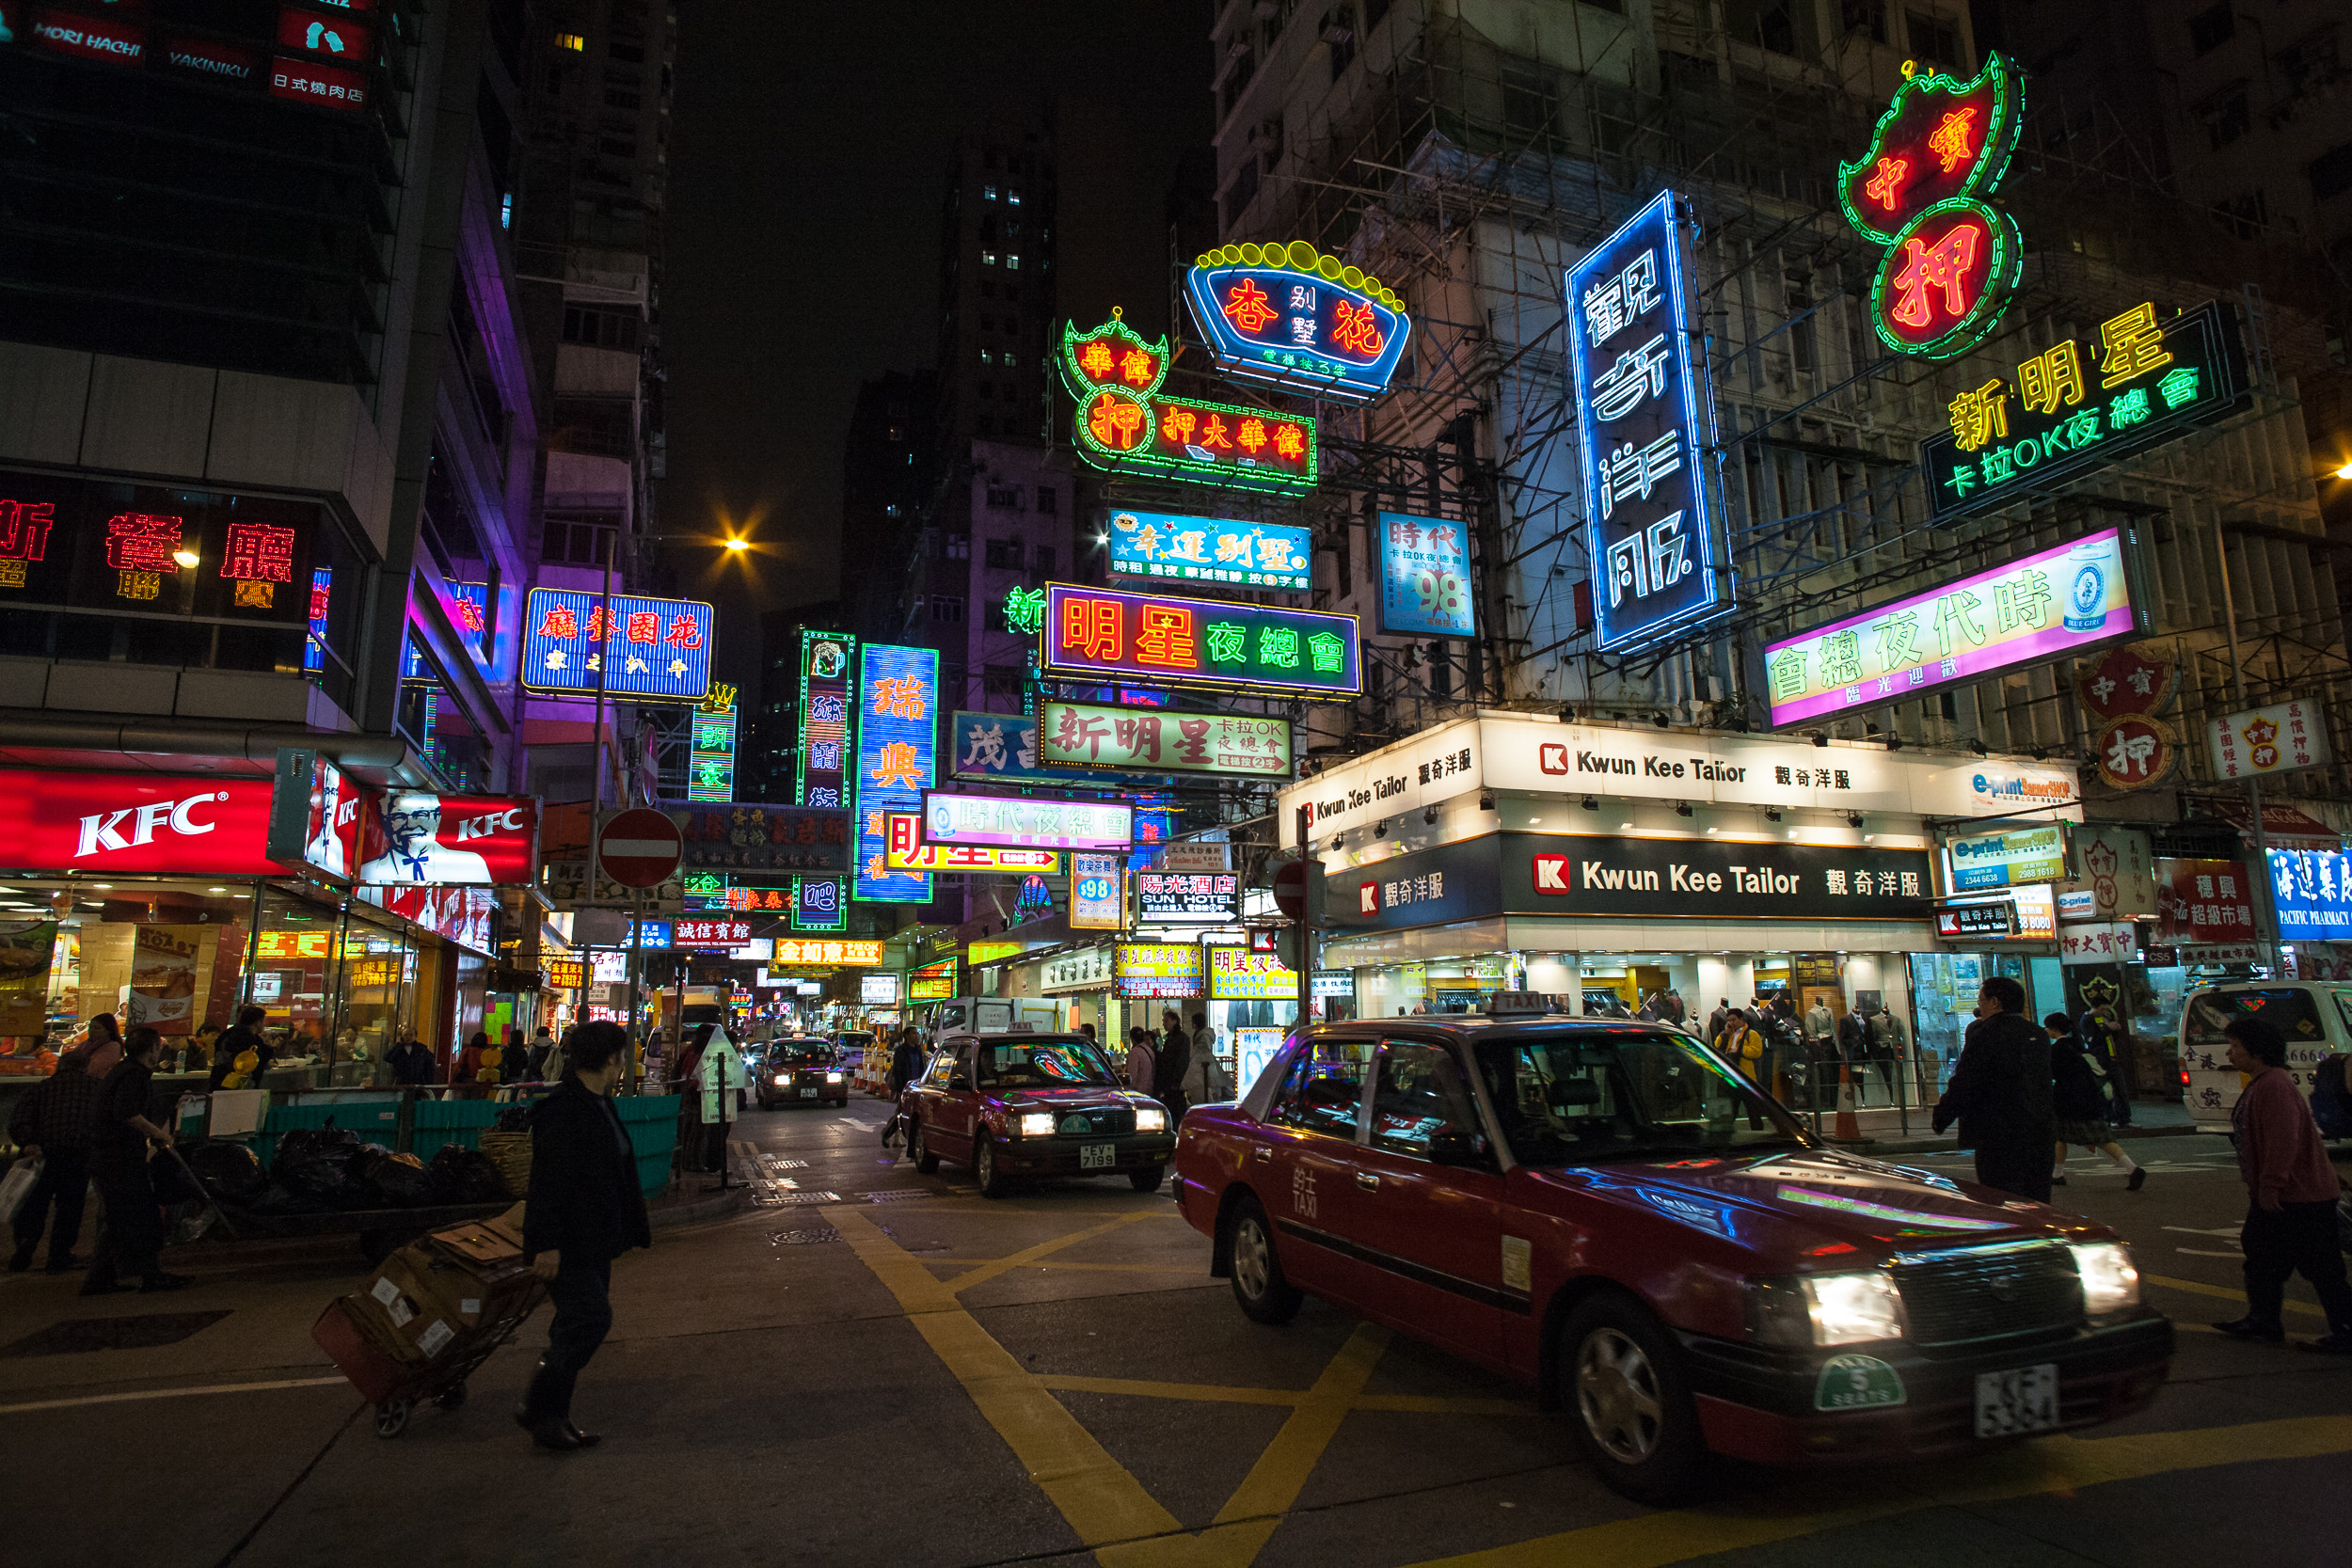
left=773, top=1041, right=834, bottom=1065
left=976, top=1038, right=1119, bottom=1090
left=1472, top=1026, right=1810, bottom=1165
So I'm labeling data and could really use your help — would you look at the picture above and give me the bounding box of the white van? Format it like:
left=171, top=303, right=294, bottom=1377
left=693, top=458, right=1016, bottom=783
left=2179, top=982, right=2348, bottom=1132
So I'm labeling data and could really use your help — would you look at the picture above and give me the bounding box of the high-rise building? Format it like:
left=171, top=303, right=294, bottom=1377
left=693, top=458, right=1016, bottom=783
left=934, top=117, right=1059, bottom=452
left=838, top=369, right=942, bottom=635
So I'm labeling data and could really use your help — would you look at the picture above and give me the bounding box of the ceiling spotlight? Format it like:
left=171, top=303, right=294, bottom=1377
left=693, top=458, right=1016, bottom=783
left=1652, top=711, right=1670, bottom=729
left=1810, top=733, right=1829, bottom=748
left=1374, top=819, right=1388, bottom=839
left=1422, top=806, right=1438, bottom=826
left=1581, top=796, right=1598, bottom=811
left=2029, top=747, right=2047, bottom=761
left=1885, top=736, right=1903, bottom=752
left=1846, top=813, right=1865, bottom=829
left=1674, top=801, right=1693, bottom=817
left=1479, top=790, right=1497, bottom=811
left=1966, top=739, right=1988, bottom=756
left=1765, top=809, right=1782, bottom=822
left=1329, top=835, right=1344, bottom=852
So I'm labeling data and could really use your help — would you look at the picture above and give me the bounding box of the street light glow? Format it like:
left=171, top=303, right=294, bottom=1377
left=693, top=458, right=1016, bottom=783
left=2335, top=461, right=2352, bottom=480
left=723, top=537, right=749, bottom=551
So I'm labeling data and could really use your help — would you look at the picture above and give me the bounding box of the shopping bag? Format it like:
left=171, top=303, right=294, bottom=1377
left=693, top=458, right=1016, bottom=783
left=0, top=1153, right=41, bottom=1226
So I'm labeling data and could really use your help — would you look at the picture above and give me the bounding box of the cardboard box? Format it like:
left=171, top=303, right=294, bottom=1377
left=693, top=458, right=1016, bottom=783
left=312, top=1298, right=411, bottom=1402
left=398, top=1237, right=535, bottom=1333
left=350, top=1263, right=435, bottom=1364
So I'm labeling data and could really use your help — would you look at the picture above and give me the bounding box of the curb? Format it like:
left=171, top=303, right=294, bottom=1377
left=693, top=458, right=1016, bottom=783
left=649, top=1186, right=750, bottom=1229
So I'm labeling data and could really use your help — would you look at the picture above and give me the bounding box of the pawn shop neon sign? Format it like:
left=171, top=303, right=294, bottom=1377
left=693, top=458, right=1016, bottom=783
left=1839, top=55, right=2026, bottom=360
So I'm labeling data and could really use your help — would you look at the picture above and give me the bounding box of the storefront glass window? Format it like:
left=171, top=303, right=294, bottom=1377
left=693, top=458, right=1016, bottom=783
left=338, top=908, right=413, bottom=1073
left=249, top=884, right=345, bottom=1061
left=1907, top=951, right=1985, bottom=1090
left=0, top=879, right=256, bottom=1071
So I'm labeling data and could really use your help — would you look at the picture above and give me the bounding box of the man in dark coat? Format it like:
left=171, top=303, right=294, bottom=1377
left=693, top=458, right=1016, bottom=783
left=384, top=1029, right=435, bottom=1086
left=207, top=1006, right=274, bottom=1090
left=1154, top=1009, right=1193, bottom=1123
left=8, top=1050, right=105, bottom=1273
left=517, top=1021, right=652, bottom=1450
left=85, top=1026, right=189, bottom=1295
left=1932, top=975, right=2056, bottom=1202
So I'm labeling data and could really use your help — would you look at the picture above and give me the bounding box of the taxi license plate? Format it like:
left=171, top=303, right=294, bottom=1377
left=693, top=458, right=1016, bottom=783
left=800, top=1087, right=818, bottom=1099
left=1079, top=1144, right=1116, bottom=1169
left=1974, top=1364, right=2059, bottom=1438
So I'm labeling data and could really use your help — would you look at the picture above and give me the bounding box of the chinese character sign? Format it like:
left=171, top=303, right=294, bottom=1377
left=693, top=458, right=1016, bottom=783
left=2058, top=921, right=2140, bottom=966
left=672, top=802, right=851, bottom=878
left=1565, top=190, right=1726, bottom=653
left=853, top=644, right=937, bottom=904
left=1059, top=311, right=1317, bottom=495
left=2156, top=858, right=2258, bottom=944
left=1208, top=946, right=1301, bottom=1001
left=1072, top=852, right=1124, bottom=931
left=1839, top=56, right=2027, bottom=359
left=771, top=938, right=887, bottom=966
left=1039, top=701, right=1293, bottom=780
left=1041, top=583, right=1359, bottom=699
left=1920, top=301, right=2249, bottom=525
left=1376, top=512, right=1476, bottom=639
left=1106, top=510, right=1311, bottom=592
left=796, top=630, right=857, bottom=811
left=1764, top=527, right=2139, bottom=729
left=1113, top=943, right=1204, bottom=999
left=883, top=814, right=1059, bottom=873
left=2208, top=698, right=2331, bottom=782
left=521, top=588, right=715, bottom=700
left=792, top=875, right=848, bottom=933
left=922, top=790, right=1133, bottom=852
left=1136, top=871, right=1240, bottom=924
left=1182, top=241, right=1410, bottom=404
left=686, top=708, right=737, bottom=802
left=2269, top=848, right=2352, bottom=941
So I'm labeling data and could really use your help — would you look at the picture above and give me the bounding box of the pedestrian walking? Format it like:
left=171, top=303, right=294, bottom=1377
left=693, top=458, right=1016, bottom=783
left=526, top=1026, right=555, bottom=1081
left=1663, top=990, right=1687, bottom=1025
left=517, top=1021, right=653, bottom=1450
left=1155, top=1009, right=1193, bottom=1122
left=207, top=1006, right=274, bottom=1091
left=1124, top=1026, right=1156, bottom=1094
left=882, top=1026, right=924, bottom=1149
left=2210, top=1015, right=2352, bottom=1353
left=2081, top=1007, right=2136, bottom=1125
left=1189, top=1012, right=1216, bottom=1067
left=8, top=1044, right=105, bottom=1274
left=544, top=1027, right=572, bottom=1087
left=1181, top=1039, right=1231, bottom=1105
left=1931, top=976, right=2056, bottom=1203
left=83, top=1025, right=189, bottom=1296
left=2046, top=1013, right=2145, bottom=1190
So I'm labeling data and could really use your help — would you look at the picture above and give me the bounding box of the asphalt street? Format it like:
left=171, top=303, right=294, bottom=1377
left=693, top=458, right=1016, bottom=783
left=2, top=1103, right=2346, bottom=1568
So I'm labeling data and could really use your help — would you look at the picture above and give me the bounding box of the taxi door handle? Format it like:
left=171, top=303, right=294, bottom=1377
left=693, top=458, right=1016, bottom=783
left=1254, top=1146, right=1273, bottom=1163
left=1355, top=1172, right=1379, bottom=1191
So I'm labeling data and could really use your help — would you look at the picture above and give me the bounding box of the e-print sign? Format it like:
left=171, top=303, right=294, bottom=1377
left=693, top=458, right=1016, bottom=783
left=1565, top=190, right=1727, bottom=653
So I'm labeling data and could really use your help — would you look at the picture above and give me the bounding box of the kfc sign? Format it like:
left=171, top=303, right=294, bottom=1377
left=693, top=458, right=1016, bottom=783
left=356, top=790, right=538, bottom=885
left=0, top=771, right=281, bottom=876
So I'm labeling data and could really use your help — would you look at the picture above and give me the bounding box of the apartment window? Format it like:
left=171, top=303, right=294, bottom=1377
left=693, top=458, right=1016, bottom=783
left=1006, top=254, right=1021, bottom=271
left=981, top=251, right=996, bottom=266
left=1008, top=188, right=1023, bottom=205
left=1839, top=0, right=1888, bottom=42
left=930, top=594, right=966, bottom=624
left=598, top=136, right=638, bottom=157
left=980, top=348, right=993, bottom=364
left=555, top=32, right=585, bottom=51
left=563, top=305, right=640, bottom=350
left=981, top=281, right=996, bottom=299
left=2213, top=189, right=2268, bottom=239
left=1905, top=9, right=1960, bottom=69
left=977, top=381, right=993, bottom=400
left=2312, top=140, right=2352, bottom=203
left=541, top=514, right=620, bottom=566
left=984, top=183, right=997, bottom=200
left=2200, top=87, right=2250, bottom=151
left=2186, top=1, right=2233, bottom=57
left=945, top=532, right=972, bottom=561
left=986, top=486, right=1022, bottom=512
left=1005, top=285, right=1020, bottom=303
left=1225, top=158, right=1260, bottom=228
left=983, top=663, right=1024, bottom=696
left=1365, top=0, right=1390, bottom=26
left=1003, top=351, right=1017, bottom=367
left=1502, top=61, right=1553, bottom=140
left=1035, top=484, right=1057, bottom=515
left=609, top=41, right=644, bottom=62
left=985, top=537, right=1024, bottom=567
left=1785, top=272, right=1816, bottom=374
left=1033, top=545, right=1056, bottom=575
left=1327, top=6, right=1357, bottom=80
left=604, top=88, right=641, bottom=109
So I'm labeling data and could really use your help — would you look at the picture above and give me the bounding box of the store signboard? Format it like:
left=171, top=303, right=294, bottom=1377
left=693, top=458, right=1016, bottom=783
left=670, top=801, right=852, bottom=878
left=0, top=769, right=281, bottom=877
left=1233, top=1027, right=1287, bottom=1094
left=1042, top=945, right=1115, bottom=992
left=361, top=885, right=496, bottom=955
left=355, top=791, right=538, bottom=886
left=1183, top=242, right=1410, bottom=403
left=791, top=875, right=848, bottom=933
left=796, top=630, right=857, bottom=810
left=853, top=643, right=938, bottom=904
left=1136, top=870, right=1240, bottom=924
left=861, top=974, right=901, bottom=1004
left=1764, top=528, right=2146, bottom=730
left=546, top=959, right=587, bottom=990
left=2058, top=824, right=2156, bottom=921
left=1209, top=946, right=1299, bottom=1001
left=1113, top=942, right=1203, bottom=999
left=266, top=749, right=363, bottom=880
left=909, top=958, right=960, bottom=1002
left=1071, top=852, right=1124, bottom=931
left=1922, top=301, right=2249, bottom=525
left=1946, top=823, right=2070, bottom=891
left=883, top=814, right=1059, bottom=873
left=1040, top=701, right=1292, bottom=780
left=922, top=790, right=1133, bottom=852
left=1059, top=313, right=1319, bottom=495
left=2265, top=848, right=2352, bottom=942
left=772, top=938, right=885, bottom=966
left=2155, top=858, right=2257, bottom=945
left=1311, top=969, right=1355, bottom=998
left=686, top=705, right=738, bottom=802
left=1376, top=512, right=1476, bottom=639
left=2058, top=922, right=2140, bottom=965
left=1565, top=189, right=1728, bottom=652
left=1279, top=715, right=2080, bottom=847
left=1159, top=841, right=1232, bottom=874
left=1934, top=902, right=2018, bottom=940
left=2209, top=698, right=2330, bottom=782
left=520, top=588, right=714, bottom=701
left=1041, top=584, right=1360, bottom=701
left=1106, top=510, right=1311, bottom=592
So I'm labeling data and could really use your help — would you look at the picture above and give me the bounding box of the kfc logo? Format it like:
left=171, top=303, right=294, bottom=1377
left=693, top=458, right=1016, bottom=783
left=76, top=791, right=229, bottom=859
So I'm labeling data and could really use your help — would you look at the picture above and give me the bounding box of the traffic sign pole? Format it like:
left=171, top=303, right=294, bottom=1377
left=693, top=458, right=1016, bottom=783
left=1295, top=806, right=1312, bottom=1037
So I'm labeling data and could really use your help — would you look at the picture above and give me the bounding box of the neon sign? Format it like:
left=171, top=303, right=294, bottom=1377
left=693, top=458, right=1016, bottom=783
left=1058, top=310, right=1317, bottom=495
left=1000, top=588, right=1044, bottom=636
left=1183, top=241, right=1410, bottom=404
left=521, top=588, right=715, bottom=700
left=1106, top=510, right=1311, bottom=592
left=1839, top=56, right=2026, bottom=359
left=1041, top=583, right=1360, bottom=700
left=853, top=643, right=937, bottom=903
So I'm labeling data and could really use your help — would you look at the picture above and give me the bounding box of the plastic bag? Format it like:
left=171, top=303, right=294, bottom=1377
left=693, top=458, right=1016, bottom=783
left=494, top=1104, right=532, bottom=1132
left=181, top=1139, right=267, bottom=1206
left=274, top=1124, right=358, bottom=1167
left=0, top=1153, right=40, bottom=1226
left=425, top=1144, right=507, bottom=1205
left=353, top=1145, right=435, bottom=1208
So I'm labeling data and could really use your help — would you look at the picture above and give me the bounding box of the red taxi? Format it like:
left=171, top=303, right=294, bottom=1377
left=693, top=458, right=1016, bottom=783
left=1172, top=1004, right=2172, bottom=1502
left=902, top=1030, right=1176, bottom=1198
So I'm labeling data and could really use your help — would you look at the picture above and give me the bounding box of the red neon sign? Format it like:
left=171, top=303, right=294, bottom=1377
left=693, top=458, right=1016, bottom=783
left=104, top=513, right=185, bottom=573
left=0, top=500, right=56, bottom=563
left=270, top=56, right=370, bottom=112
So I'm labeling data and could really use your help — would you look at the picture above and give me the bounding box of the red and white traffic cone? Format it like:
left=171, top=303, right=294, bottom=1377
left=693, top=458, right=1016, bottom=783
left=1834, top=1064, right=1862, bottom=1142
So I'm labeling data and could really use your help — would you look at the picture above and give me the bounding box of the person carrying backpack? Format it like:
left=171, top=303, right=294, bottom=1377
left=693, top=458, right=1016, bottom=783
left=2046, top=1013, right=2145, bottom=1189
left=2307, top=1053, right=2352, bottom=1140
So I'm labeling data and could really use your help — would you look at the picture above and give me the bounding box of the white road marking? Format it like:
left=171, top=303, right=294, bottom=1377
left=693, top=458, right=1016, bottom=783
left=2166, top=1225, right=2243, bottom=1238
left=0, top=1376, right=349, bottom=1417
left=2176, top=1247, right=2242, bottom=1258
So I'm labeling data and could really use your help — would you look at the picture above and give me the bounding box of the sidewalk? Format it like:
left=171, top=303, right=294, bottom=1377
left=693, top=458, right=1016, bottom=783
left=1835, top=1099, right=2200, bottom=1156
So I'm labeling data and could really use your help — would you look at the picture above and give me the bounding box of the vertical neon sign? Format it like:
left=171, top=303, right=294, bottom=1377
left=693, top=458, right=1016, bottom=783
left=853, top=643, right=937, bottom=904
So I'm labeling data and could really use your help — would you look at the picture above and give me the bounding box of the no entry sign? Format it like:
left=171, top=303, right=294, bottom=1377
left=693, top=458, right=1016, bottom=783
left=596, top=808, right=683, bottom=889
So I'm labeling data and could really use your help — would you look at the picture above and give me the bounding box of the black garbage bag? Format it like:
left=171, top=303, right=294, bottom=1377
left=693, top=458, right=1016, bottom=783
left=181, top=1139, right=268, bottom=1205
left=274, top=1148, right=360, bottom=1207
left=274, top=1124, right=358, bottom=1168
left=493, top=1104, right=532, bottom=1132
left=425, top=1144, right=507, bottom=1206
left=352, top=1146, right=435, bottom=1209
left=242, top=1182, right=328, bottom=1216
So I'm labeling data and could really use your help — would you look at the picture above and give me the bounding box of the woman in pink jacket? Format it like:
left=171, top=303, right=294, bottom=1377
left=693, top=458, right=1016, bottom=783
left=2214, top=1016, right=2352, bottom=1354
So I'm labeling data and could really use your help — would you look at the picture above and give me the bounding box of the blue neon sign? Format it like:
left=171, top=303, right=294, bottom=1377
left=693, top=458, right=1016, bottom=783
left=1565, top=191, right=1728, bottom=652
left=853, top=643, right=937, bottom=904
left=520, top=587, right=715, bottom=701
left=1184, top=243, right=1410, bottom=404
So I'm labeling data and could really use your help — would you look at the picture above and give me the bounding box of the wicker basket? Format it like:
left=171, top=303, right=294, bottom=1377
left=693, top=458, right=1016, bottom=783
left=477, top=1130, right=532, bottom=1198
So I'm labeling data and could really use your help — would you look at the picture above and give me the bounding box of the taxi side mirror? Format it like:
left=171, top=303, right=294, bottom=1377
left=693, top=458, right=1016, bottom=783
left=949, top=1074, right=972, bottom=1093
left=1428, top=1129, right=1486, bottom=1166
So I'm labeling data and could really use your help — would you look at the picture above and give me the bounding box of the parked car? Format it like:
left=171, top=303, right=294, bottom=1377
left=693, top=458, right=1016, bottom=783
left=757, top=1038, right=849, bottom=1110
left=1171, top=1005, right=2172, bottom=1503
left=902, top=1030, right=1174, bottom=1197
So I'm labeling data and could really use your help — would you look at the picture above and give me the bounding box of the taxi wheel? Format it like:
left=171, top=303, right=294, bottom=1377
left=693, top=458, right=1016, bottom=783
left=1226, top=1196, right=1302, bottom=1325
left=974, top=1136, right=1009, bottom=1199
left=1559, top=1296, right=1702, bottom=1505
left=910, top=1121, right=940, bottom=1175
left=1128, top=1166, right=1164, bottom=1194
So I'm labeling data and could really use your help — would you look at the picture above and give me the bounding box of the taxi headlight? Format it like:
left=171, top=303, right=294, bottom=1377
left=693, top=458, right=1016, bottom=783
left=1015, top=1112, right=1057, bottom=1137
left=2072, top=1242, right=2140, bottom=1316
left=1134, top=1107, right=1169, bottom=1133
left=1746, top=1272, right=1905, bottom=1347
left=771, top=1073, right=789, bottom=1086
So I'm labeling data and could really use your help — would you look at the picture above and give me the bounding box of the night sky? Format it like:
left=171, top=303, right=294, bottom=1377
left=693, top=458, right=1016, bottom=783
left=660, top=2, right=1214, bottom=699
